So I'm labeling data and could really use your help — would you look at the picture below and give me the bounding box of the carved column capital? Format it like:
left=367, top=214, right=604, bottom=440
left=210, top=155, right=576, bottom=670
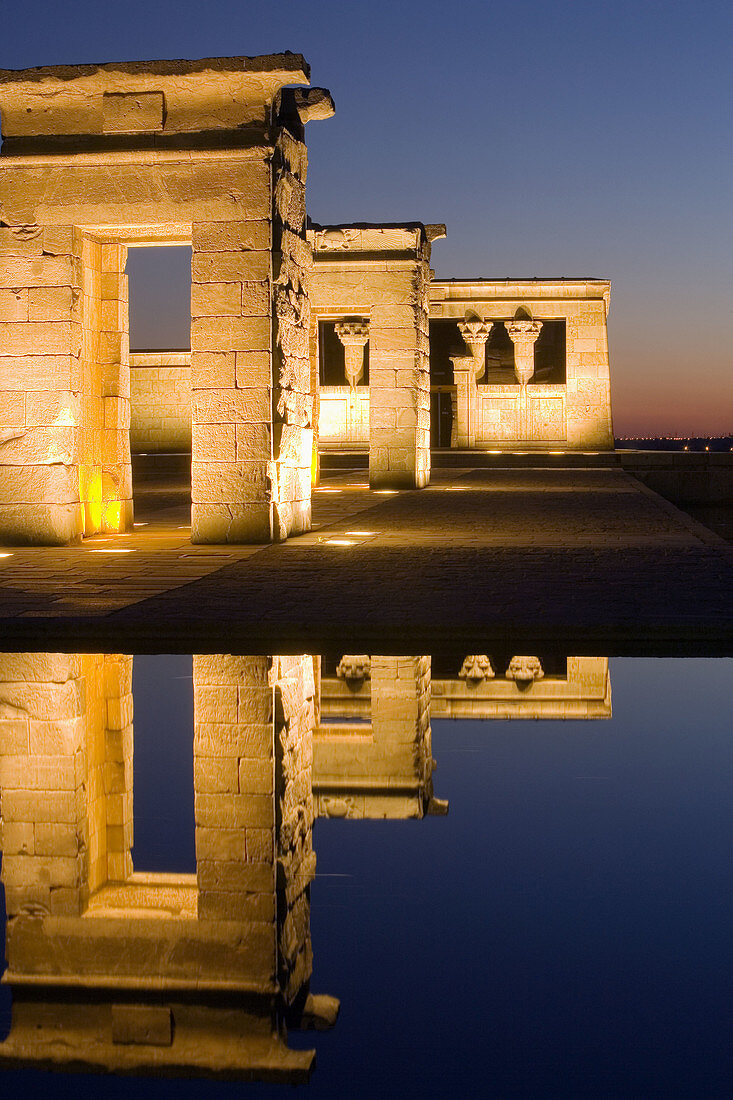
left=458, top=318, right=493, bottom=380
left=334, top=320, right=370, bottom=348
left=506, top=656, right=544, bottom=683
left=335, top=320, right=370, bottom=388
left=506, top=319, right=542, bottom=386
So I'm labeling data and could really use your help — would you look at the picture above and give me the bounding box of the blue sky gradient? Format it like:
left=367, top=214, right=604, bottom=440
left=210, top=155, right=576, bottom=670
left=2, top=0, right=732, bottom=434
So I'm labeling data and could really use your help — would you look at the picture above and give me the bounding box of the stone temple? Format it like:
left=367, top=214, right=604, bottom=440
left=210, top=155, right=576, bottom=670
left=0, top=54, right=613, bottom=546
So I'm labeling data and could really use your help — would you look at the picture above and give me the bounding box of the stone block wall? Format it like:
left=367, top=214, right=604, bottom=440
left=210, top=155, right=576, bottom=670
left=189, top=160, right=274, bottom=544
left=429, top=280, right=613, bottom=451
left=317, top=386, right=369, bottom=446
left=0, top=227, right=132, bottom=543
left=1, top=57, right=333, bottom=547
left=309, top=225, right=436, bottom=488
left=129, top=351, right=191, bottom=452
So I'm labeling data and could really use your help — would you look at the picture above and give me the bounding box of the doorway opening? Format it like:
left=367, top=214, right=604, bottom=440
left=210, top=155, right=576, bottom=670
left=126, top=245, right=192, bottom=527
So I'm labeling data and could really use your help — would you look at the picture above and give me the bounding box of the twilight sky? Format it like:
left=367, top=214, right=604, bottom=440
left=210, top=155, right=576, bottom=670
left=2, top=0, right=732, bottom=435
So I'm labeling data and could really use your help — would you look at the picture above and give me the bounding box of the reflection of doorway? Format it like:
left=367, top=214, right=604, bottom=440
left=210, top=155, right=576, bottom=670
left=126, top=246, right=193, bottom=526
left=431, top=388, right=454, bottom=448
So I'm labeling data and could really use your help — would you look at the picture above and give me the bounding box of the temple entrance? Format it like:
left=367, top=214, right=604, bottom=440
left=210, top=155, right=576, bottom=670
left=127, top=245, right=193, bottom=528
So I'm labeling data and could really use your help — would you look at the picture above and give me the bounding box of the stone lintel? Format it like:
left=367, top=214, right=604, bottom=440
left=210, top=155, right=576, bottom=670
left=0, top=55, right=311, bottom=143
left=308, top=222, right=431, bottom=256
left=431, top=279, right=612, bottom=314
left=0, top=54, right=309, bottom=86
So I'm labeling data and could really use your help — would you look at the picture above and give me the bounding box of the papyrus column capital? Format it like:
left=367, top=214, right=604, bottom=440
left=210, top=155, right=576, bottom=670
left=334, top=319, right=370, bottom=348
left=458, top=318, right=493, bottom=380
left=335, top=320, right=370, bottom=388
left=506, top=319, right=542, bottom=386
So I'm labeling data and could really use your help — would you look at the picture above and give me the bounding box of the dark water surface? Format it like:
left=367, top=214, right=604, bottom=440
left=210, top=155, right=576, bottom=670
left=2, top=658, right=733, bottom=1097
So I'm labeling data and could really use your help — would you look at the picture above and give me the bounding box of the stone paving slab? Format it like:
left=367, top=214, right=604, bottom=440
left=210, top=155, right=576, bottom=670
left=0, top=469, right=731, bottom=655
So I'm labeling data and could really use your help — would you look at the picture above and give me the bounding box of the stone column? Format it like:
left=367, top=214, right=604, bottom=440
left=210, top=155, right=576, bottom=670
left=369, top=259, right=431, bottom=490
left=506, top=318, right=542, bottom=438
left=0, top=228, right=84, bottom=544
left=458, top=318, right=493, bottom=380
left=453, top=319, right=492, bottom=449
left=190, top=218, right=273, bottom=544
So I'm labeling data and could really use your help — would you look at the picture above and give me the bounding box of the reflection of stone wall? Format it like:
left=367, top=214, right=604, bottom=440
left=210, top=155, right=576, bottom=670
left=314, top=656, right=436, bottom=819
left=0, top=652, right=134, bottom=922
left=431, top=657, right=611, bottom=719
left=0, top=649, right=327, bottom=1080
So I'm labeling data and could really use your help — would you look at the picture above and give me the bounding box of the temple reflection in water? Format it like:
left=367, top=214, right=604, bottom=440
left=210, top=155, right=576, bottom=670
left=0, top=650, right=610, bottom=1082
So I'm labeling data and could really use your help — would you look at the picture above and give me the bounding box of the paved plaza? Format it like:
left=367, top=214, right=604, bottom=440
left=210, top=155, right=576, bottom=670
left=0, top=467, right=730, bottom=654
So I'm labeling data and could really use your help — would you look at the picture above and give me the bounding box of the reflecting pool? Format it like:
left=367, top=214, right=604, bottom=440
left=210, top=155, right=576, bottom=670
left=1, top=654, right=732, bottom=1096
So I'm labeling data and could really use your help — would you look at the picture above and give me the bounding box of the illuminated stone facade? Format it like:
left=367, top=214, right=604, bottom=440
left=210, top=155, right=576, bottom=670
left=314, top=256, right=614, bottom=458
left=0, top=56, right=334, bottom=545
left=0, top=53, right=615, bottom=547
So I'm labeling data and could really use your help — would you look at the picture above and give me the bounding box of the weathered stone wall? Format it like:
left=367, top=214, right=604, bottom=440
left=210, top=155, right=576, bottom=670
left=129, top=351, right=191, bottom=452
left=271, top=132, right=314, bottom=538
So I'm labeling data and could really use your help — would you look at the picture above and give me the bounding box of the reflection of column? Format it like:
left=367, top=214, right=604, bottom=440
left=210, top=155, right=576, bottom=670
left=506, top=319, right=542, bottom=439
left=0, top=653, right=94, bottom=918
left=193, top=654, right=336, bottom=1019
